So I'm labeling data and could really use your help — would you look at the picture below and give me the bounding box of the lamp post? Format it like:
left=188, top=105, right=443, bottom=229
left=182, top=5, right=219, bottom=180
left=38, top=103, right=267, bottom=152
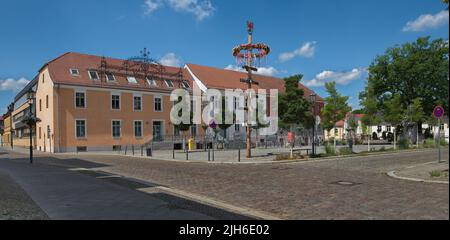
left=310, top=94, right=317, bottom=156
left=22, top=89, right=40, bottom=164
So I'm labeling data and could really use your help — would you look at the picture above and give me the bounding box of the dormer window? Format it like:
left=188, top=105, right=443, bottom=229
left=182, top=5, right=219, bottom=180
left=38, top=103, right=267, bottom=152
left=146, top=78, right=157, bottom=87
left=70, top=69, right=80, bottom=76
left=106, top=72, right=116, bottom=82
left=127, top=76, right=138, bottom=84
left=181, top=81, right=190, bottom=89
left=165, top=79, right=174, bottom=88
left=88, top=70, right=99, bottom=80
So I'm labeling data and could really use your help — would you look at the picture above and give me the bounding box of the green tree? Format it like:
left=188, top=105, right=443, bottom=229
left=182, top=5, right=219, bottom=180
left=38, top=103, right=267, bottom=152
left=359, top=82, right=381, bottom=151
left=322, top=82, right=352, bottom=149
left=406, top=98, right=426, bottom=147
left=279, top=74, right=312, bottom=156
left=382, top=94, right=405, bottom=150
left=367, top=37, right=449, bottom=119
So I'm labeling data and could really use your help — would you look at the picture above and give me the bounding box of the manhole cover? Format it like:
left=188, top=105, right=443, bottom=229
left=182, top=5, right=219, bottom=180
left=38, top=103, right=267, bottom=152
left=331, top=181, right=361, bottom=186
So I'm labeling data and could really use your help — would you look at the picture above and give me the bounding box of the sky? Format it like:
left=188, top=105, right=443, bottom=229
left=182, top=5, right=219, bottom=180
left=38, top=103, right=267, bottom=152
left=0, top=0, right=449, bottom=114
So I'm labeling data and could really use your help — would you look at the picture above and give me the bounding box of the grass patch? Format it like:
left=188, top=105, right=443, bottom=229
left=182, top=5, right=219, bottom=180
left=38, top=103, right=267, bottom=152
left=430, top=170, right=442, bottom=178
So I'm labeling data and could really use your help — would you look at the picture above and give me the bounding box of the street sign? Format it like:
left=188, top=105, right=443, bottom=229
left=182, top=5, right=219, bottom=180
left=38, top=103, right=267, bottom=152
left=433, top=106, right=444, bottom=119
left=209, top=119, right=217, bottom=129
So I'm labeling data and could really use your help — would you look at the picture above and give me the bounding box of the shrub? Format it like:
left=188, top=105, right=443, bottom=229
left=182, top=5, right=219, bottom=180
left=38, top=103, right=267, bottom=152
left=325, top=144, right=337, bottom=156
left=423, top=139, right=436, bottom=148
left=398, top=138, right=410, bottom=150
left=339, top=147, right=353, bottom=155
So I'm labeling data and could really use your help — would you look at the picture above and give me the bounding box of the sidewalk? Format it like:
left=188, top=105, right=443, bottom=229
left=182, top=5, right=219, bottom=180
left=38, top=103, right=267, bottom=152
left=389, top=161, right=449, bottom=184
left=0, top=150, right=253, bottom=220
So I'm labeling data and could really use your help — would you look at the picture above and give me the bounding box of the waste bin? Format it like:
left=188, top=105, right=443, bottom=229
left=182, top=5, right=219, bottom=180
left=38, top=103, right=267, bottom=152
left=188, top=138, right=195, bottom=151
left=146, top=148, right=152, bottom=157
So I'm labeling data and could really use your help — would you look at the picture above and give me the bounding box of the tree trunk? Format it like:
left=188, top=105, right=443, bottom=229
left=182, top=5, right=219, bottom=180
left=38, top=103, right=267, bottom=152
left=394, top=128, right=397, bottom=150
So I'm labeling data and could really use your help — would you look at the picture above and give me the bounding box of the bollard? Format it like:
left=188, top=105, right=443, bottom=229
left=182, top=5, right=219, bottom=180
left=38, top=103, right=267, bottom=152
left=208, top=145, right=211, bottom=162
left=141, top=146, right=143, bottom=156
left=186, top=148, right=188, bottom=161
left=124, top=145, right=127, bottom=155
left=238, top=147, right=241, bottom=162
left=212, top=143, right=215, bottom=162
left=132, top=145, right=135, bottom=155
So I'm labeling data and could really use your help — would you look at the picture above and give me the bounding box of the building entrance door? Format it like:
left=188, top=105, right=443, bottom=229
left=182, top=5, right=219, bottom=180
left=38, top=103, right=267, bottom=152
left=153, top=121, right=163, bottom=141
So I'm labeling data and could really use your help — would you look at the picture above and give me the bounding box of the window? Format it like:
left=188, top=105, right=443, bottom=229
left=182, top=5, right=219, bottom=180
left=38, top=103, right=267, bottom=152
left=111, top=94, right=120, bottom=110
left=76, top=120, right=86, bottom=138
left=75, top=92, right=86, bottom=108
left=440, top=124, right=445, bottom=131
left=133, top=96, right=142, bottom=111
left=154, top=96, right=162, bottom=112
left=146, top=78, right=157, bottom=87
left=181, top=81, right=190, bottom=89
left=127, top=76, right=138, bottom=84
left=88, top=70, right=99, bottom=80
left=377, top=126, right=382, bottom=132
left=174, top=125, right=181, bottom=137
left=39, top=127, right=42, bottom=139
left=106, top=72, right=116, bottom=82
left=42, top=73, right=45, bottom=83
left=70, top=69, right=79, bottom=76
left=191, top=125, right=197, bottom=137
left=165, top=79, right=174, bottom=88
left=386, top=126, right=391, bottom=132
left=39, top=99, right=42, bottom=111
left=235, top=124, right=240, bottom=132
left=134, top=121, right=143, bottom=138
left=112, top=120, right=121, bottom=138
left=335, top=128, right=338, bottom=135
left=46, top=95, right=49, bottom=109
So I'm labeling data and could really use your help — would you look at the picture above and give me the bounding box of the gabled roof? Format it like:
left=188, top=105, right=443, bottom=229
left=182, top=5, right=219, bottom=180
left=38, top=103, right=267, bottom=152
left=42, top=52, right=194, bottom=93
left=185, top=63, right=323, bottom=101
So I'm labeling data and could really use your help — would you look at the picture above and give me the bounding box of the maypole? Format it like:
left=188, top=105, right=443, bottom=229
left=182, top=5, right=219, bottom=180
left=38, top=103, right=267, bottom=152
left=232, top=21, right=270, bottom=158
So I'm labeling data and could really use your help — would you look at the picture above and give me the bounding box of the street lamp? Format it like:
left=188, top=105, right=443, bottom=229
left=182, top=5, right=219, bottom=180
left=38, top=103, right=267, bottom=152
left=21, top=89, right=40, bottom=164
left=310, top=94, right=317, bottom=156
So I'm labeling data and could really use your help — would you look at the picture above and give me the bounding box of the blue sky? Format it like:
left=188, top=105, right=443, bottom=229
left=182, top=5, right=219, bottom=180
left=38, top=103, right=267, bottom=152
left=0, top=0, right=448, bottom=113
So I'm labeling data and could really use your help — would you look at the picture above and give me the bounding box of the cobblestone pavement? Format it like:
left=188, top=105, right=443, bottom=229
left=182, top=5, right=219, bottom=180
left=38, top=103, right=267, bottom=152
left=2, top=148, right=448, bottom=219
left=0, top=171, right=48, bottom=220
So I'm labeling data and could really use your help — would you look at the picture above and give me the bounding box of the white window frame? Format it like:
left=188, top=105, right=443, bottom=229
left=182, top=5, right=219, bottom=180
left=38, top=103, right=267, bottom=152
left=164, top=79, right=174, bottom=88
left=146, top=78, right=157, bottom=87
left=134, top=120, right=144, bottom=138
left=75, top=119, right=87, bottom=139
left=88, top=70, right=99, bottom=80
left=127, top=76, right=138, bottom=84
left=111, top=93, right=121, bottom=110
left=106, top=72, right=116, bottom=82
left=154, top=95, right=163, bottom=112
left=74, top=90, right=87, bottom=109
left=70, top=68, right=80, bottom=76
left=112, top=120, right=122, bottom=138
left=133, top=94, right=143, bottom=112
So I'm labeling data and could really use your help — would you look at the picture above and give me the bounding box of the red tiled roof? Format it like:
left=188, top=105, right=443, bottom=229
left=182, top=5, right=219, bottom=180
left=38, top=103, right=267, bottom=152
left=336, top=120, right=345, bottom=127
left=186, top=63, right=323, bottom=101
left=45, top=52, right=194, bottom=93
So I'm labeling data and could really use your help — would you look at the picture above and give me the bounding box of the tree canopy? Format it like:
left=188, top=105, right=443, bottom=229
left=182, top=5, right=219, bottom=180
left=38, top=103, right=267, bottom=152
left=322, top=82, right=352, bottom=131
left=366, top=37, right=449, bottom=117
left=278, top=74, right=312, bottom=130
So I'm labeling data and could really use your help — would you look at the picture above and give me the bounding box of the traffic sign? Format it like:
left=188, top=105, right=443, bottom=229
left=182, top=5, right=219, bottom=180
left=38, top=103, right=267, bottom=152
left=209, top=119, right=217, bottom=129
left=433, top=106, right=444, bottom=119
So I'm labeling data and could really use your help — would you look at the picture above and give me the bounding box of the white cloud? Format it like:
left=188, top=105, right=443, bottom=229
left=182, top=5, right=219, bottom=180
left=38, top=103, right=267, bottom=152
left=304, top=68, right=367, bottom=87
left=143, top=0, right=215, bottom=21
left=403, top=10, right=449, bottom=32
left=225, top=65, right=279, bottom=77
left=279, top=41, right=316, bottom=62
left=144, top=0, right=163, bottom=15
left=159, top=53, right=182, bottom=67
left=0, top=78, right=30, bottom=92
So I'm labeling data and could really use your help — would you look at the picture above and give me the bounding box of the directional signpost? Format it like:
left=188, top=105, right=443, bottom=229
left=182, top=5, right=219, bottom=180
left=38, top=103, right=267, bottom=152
left=433, top=106, right=444, bottom=163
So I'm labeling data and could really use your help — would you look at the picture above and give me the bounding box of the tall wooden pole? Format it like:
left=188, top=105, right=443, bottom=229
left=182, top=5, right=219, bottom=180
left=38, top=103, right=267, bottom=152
left=246, top=26, right=253, bottom=158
